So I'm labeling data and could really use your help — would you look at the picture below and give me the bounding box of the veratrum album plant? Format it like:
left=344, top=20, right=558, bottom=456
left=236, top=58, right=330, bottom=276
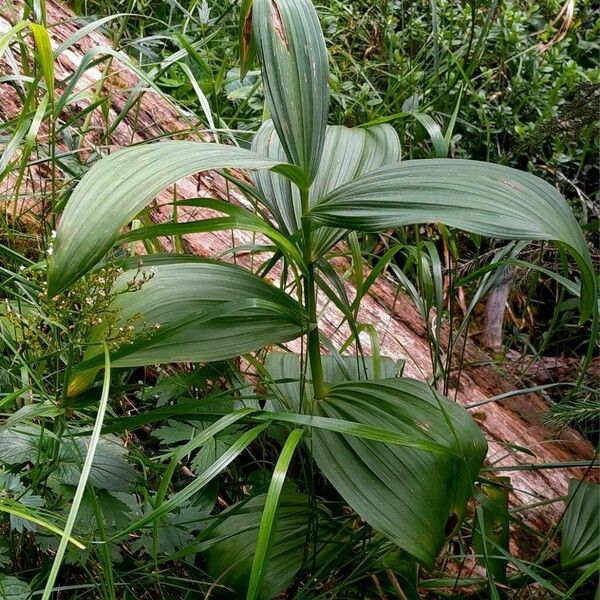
left=46, top=0, right=595, bottom=597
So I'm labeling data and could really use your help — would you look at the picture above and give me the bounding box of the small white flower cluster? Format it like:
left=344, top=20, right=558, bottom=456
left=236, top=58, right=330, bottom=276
left=47, top=230, right=57, bottom=256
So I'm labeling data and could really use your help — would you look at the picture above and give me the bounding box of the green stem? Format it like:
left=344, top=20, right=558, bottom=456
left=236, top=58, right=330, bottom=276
left=301, top=189, right=325, bottom=404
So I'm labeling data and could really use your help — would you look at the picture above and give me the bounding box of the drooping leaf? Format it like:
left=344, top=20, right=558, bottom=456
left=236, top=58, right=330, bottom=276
left=308, top=159, right=595, bottom=319
left=252, top=120, right=401, bottom=257
left=252, top=0, right=329, bottom=183
left=561, top=479, right=600, bottom=569
left=265, top=352, right=487, bottom=567
left=119, top=197, right=305, bottom=269
left=315, top=380, right=486, bottom=567
left=47, top=143, right=294, bottom=296
left=67, top=256, right=304, bottom=395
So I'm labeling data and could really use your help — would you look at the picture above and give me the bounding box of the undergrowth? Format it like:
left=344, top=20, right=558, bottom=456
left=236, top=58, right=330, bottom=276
left=0, top=0, right=598, bottom=598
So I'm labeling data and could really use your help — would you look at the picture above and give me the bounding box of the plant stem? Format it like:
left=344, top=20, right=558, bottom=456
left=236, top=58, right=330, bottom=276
left=305, top=261, right=326, bottom=401
left=301, top=189, right=325, bottom=403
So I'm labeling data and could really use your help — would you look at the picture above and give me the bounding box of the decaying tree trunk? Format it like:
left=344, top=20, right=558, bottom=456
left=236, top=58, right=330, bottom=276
left=1, top=0, right=596, bottom=552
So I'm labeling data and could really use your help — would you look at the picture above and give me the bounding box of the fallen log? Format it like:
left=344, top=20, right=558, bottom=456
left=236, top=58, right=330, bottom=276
left=0, top=0, right=596, bottom=553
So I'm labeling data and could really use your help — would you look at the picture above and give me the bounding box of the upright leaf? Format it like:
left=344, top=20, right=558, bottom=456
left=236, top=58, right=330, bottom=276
left=246, top=429, right=304, bottom=600
left=252, top=120, right=401, bottom=257
left=473, top=477, right=510, bottom=586
left=308, top=159, right=596, bottom=319
left=239, top=0, right=255, bottom=79
left=29, top=23, right=54, bottom=98
left=252, top=0, right=329, bottom=183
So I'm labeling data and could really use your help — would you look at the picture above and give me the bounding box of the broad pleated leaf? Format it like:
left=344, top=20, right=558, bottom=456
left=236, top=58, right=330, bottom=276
left=47, top=142, right=287, bottom=296
left=308, top=159, right=595, bottom=319
left=252, top=120, right=401, bottom=257
left=252, top=0, right=329, bottom=183
left=560, top=480, right=600, bottom=569
left=68, top=257, right=304, bottom=396
left=265, top=353, right=487, bottom=567
left=204, top=490, right=339, bottom=599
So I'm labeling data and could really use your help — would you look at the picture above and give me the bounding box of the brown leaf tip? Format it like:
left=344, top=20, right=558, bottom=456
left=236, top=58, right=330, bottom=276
left=270, top=1, right=288, bottom=46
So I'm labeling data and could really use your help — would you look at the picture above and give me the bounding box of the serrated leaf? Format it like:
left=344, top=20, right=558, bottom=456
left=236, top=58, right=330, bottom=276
left=190, top=433, right=237, bottom=476
left=153, top=421, right=196, bottom=446
left=0, top=474, right=45, bottom=533
left=55, top=434, right=135, bottom=492
left=0, top=576, right=31, bottom=600
left=252, top=0, right=329, bottom=182
left=76, top=490, right=137, bottom=534
left=308, top=159, right=595, bottom=319
left=0, top=425, right=41, bottom=465
left=11, top=492, right=45, bottom=533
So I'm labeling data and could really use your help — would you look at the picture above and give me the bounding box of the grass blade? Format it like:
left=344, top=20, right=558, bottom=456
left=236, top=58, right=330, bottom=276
left=246, top=428, right=304, bottom=600
left=41, top=342, right=112, bottom=600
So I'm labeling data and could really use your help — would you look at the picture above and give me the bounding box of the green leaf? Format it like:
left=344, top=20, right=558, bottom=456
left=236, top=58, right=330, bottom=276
left=29, top=23, right=54, bottom=98
left=0, top=499, right=85, bottom=550
left=0, top=576, right=31, bottom=600
left=113, top=423, right=270, bottom=541
left=47, top=143, right=283, bottom=296
left=252, top=0, right=329, bottom=183
left=246, top=429, right=304, bottom=600
left=308, top=159, right=596, bottom=319
left=119, top=198, right=305, bottom=269
left=0, top=425, right=40, bottom=465
left=55, top=434, right=135, bottom=492
left=265, top=353, right=487, bottom=567
left=252, top=120, right=401, bottom=258
left=316, top=380, right=486, bottom=567
left=204, top=490, right=338, bottom=599
left=0, top=21, right=53, bottom=98
left=411, top=113, right=447, bottom=157
left=67, top=256, right=304, bottom=396
left=561, top=480, right=600, bottom=569
left=473, top=477, right=510, bottom=586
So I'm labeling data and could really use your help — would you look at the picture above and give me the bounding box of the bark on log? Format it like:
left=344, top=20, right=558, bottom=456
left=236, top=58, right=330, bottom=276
left=1, top=0, right=596, bottom=553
